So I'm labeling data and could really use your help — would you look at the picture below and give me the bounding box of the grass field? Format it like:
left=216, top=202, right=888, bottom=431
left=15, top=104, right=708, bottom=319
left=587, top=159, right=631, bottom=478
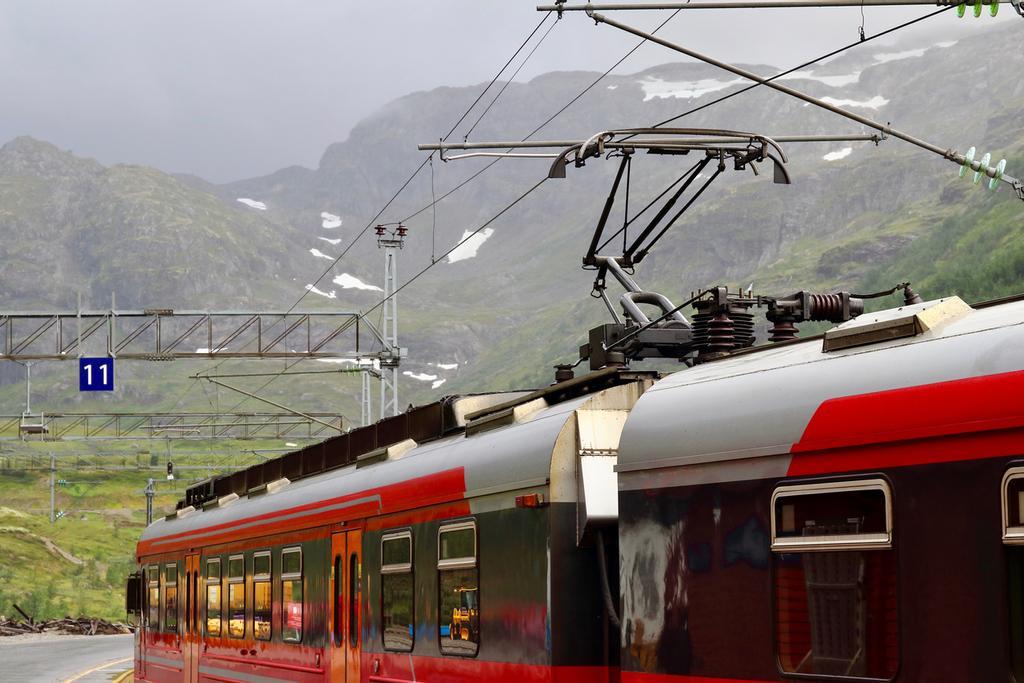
left=0, top=438, right=288, bottom=622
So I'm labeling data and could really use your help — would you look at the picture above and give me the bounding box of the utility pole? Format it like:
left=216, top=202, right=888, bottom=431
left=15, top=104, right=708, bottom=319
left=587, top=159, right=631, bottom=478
left=145, top=478, right=155, bottom=525
left=375, top=224, right=407, bottom=418
left=49, top=453, right=55, bottom=524
left=361, top=368, right=373, bottom=427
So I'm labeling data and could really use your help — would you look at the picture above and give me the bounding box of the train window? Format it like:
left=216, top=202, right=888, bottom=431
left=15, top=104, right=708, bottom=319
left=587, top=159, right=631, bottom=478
left=1003, top=469, right=1024, bottom=544
left=205, top=558, right=221, bottom=636
left=772, top=480, right=897, bottom=680
left=438, top=521, right=479, bottom=657
left=253, top=551, right=271, bottom=641
left=147, top=565, right=159, bottom=628
left=349, top=551, right=359, bottom=648
left=333, top=554, right=343, bottom=647
left=381, top=531, right=414, bottom=652
left=164, top=564, right=178, bottom=633
left=1002, top=469, right=1024, bottom=679
left=227, top=554, right=245, bottom=639
left=282, top=547, right=303, bottom=643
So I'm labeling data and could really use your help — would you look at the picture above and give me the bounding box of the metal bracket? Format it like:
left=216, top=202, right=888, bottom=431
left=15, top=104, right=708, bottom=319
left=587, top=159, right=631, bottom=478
left=1015, top=180, right=1024, bottom=201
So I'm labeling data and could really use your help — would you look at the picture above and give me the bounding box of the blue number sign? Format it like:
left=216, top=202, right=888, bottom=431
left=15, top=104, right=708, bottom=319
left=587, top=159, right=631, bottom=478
left=79, top=357, right=114, bottom=391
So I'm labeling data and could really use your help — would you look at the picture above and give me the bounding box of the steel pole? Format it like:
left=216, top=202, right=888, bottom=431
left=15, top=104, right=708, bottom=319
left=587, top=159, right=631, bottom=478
left=576, top=9, right=1024, bottom=195
left=145, top=478, right=154, bottom=525
left=49, top=453, right=55, bottom=524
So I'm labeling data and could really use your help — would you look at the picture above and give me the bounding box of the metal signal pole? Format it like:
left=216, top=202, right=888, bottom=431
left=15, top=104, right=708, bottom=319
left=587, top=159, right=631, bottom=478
left=49, top=453, right=55, bottom=524
left=361, top=369, right=373, bottom=426
left=376, top=225, right=408, bottom=418
left=145, top=478, right=155, bottom=525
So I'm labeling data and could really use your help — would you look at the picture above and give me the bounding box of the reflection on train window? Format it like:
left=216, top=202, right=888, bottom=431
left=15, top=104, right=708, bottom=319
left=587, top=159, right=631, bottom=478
left=228, top=554, right=245, bottom=639
left=164, top=564, right=178, bottom=633
left=381, top=531, right=414, bottom=652
left=147, top=566, right=159, bottom=628
left=1001, top=469, right=1024, bottom=679
left=771, top=480, right=897, bottom=680
left=349, top=552, right=359, bottom=648
left=253, top=551, right=271, bottom=641
left=282, top=547, right=303, bottom=643
left=438, top=521, right=479, bottom=657
left=205, top=558, right=221, bottom=636
left=333, top=554, right=343, bottom=647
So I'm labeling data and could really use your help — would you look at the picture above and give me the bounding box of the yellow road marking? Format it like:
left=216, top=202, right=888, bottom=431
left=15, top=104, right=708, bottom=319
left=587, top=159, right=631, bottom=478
left=111, top=669, right=134, bottom=683
left=61, top=656, right=132, bottom=683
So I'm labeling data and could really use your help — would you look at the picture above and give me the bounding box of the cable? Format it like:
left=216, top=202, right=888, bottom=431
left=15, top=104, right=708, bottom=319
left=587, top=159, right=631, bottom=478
left=444, top=13, right=553, bottom=143
left=402, top=8, right=682, bottom=224
left=463, top=15, right=561, bottom=141
left=640, top=5, right=952, bottom=132
left=213, top=10, right=682, bottom=412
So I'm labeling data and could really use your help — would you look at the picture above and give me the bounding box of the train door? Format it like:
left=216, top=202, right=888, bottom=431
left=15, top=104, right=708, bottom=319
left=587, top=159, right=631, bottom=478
left=330, top=530, right=363, bottom=682
left=183, top=553, right=201, bottom=683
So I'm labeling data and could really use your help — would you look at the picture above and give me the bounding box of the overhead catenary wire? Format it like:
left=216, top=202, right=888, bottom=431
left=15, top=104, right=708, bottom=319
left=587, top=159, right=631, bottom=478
left=200, top=16, right=579, bottom=413
left=209, top=8, right=691, bottom=416
left=462, top=14, right=561, bottom=141
left=401, top=8, right=683, bottom=225
left=636, top=5, right=956, bottom=133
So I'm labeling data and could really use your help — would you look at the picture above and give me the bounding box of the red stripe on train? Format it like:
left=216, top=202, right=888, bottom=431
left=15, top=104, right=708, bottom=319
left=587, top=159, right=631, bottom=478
left=366, top=652, right=617, bottom=682
left=621, top=673, right=771, bottom=682
left=137, top=468, right=467, bottom=555
left=788, top=370, right=1024, bottom=475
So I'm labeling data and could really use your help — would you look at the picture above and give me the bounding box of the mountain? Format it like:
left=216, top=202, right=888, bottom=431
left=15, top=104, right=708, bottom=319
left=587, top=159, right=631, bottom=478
left=0, top=21, right=1022, bottom=416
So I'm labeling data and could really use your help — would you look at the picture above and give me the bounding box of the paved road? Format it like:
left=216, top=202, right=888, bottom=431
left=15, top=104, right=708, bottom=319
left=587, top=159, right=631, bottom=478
left=0, top=633, right=133, bottom=682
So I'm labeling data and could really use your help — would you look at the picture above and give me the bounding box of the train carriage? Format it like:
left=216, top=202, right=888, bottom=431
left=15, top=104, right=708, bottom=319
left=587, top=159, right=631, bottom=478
left=131, top=372, right=651, bottom=683
left=615, top=295, right=1024, bottom=682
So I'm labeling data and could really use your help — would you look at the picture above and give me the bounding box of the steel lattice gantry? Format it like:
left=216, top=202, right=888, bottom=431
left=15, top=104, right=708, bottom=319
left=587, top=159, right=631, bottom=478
left=0, top=310, right=398, bottom=362
left=0, top=412, right=345, bottom=440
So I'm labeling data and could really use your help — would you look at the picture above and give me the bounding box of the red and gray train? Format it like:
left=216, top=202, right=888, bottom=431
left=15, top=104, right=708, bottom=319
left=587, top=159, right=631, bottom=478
left=129, top=293, right=1024, bottom=682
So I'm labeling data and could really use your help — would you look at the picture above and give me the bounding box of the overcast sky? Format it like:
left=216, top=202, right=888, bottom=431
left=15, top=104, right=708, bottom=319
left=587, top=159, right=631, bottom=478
left=0, top=1, right=997, bottom=182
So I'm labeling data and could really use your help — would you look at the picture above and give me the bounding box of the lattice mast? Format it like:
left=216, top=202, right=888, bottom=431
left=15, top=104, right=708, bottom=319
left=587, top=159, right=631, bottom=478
left=376, top=224, right=408, bottom=418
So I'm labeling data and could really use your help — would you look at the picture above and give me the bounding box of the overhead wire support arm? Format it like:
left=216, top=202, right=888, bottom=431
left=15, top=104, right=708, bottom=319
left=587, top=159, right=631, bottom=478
left=558, top=8, right=1024, bottom=198
left=538, top=0, right=1017, bottom=10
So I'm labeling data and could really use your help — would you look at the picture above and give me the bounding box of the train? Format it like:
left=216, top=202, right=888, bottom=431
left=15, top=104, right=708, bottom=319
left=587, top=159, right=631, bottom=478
left=128, top=292, right=1024, bottom=682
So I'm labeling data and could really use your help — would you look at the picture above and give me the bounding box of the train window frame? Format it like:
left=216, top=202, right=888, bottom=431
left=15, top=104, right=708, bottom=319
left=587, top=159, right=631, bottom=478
left=1002, top=467, right=1024, bottom=544
left=205, top=557, right=222, bottom=637
left=227, top=553, right=245, bottom=639
left=147, top=565, right=159, bottom=629
left=437, top=520, right=479, bottom=658
left=771, top=477, right=899, bottom=681
left=164, top=563, right=178, bottom=634
left=770, top=478, right=893, bottom=553
left=281, top=546, right=303, bottom=643
left=253, top=550, right=272, bottom=641
left=381, top=530, right=414, bottom=652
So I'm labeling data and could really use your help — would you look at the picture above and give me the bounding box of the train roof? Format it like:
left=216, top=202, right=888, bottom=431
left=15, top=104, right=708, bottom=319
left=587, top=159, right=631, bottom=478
left=618, top=296, right=1024, bottom=478
left=142, top=368, right=654, bottom=554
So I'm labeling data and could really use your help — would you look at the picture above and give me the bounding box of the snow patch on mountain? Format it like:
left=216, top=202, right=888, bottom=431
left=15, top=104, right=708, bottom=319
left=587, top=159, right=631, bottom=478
left=639, top=76, right=745, bottom=101
left=305, top=284, right=336, bottom=299
left=448, top=228, right=495, bottom=263
left=820, top=95, right=889, bottom=110
left=823, top=147, right=853, bottom=162
left=321, top=212, right=342, bottom=229
left=332, top=273, right=382, bottom=291
left=237, top=198, right=267, bottom=210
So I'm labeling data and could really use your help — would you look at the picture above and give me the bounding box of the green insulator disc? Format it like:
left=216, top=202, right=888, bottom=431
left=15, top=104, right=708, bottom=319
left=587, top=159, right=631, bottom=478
left=974, top=152, right=991, bottom=184
left=958, top=2, right=967, bottom=16
left=960, top=146, right=976, bottom=178
left=974, top=0, right=983, bottom=16
left=989, top=159, right=1007, bottom=190
left=991, top=0, right=999, bottom=15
